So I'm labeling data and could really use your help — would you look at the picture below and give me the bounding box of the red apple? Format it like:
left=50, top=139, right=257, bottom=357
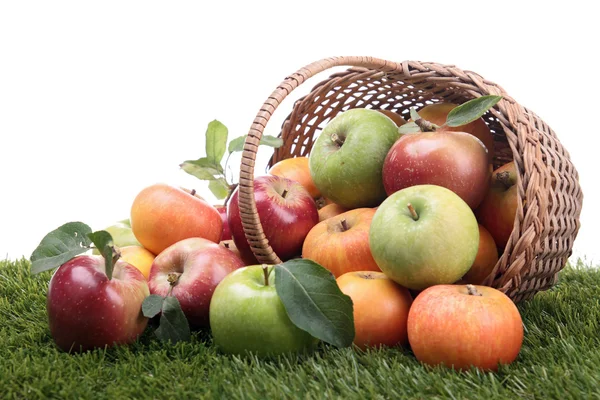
left=337, top=271, right=412, bottom=349
left=148, top=237, right=245, bottom=328
left=228, top=175, right=319, bottom=263
left=407, top=284, right=523, bottom=371
left=382, top=131, right=490, bottom=209
left=215, top=204, right=231, bottom=241
left=476, top=161, right=518, bottom=249
left=302, top=208, right=380, bottom=277
left=130, top=183, right=223, bottom=255
left=47, top=255, right=150, bottom=352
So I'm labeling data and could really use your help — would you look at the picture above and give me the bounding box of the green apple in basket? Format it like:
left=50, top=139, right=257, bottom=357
left=309, top=108, right=401, bottom=209
left=369, top=184, right=479, bottom=291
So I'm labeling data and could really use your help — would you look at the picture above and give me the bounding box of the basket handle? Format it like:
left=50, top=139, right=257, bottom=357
left=237, top=56, right=405, bottom=264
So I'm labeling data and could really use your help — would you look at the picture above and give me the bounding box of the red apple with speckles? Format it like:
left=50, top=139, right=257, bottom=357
left=215, top=205, right=231, bottom=241
left=228, top=175, right=319, bottom=263
left=407, top=284, right=523, bottom=371
left=46, top=255, right=150, bottom=352
left=382, top=131, right=491, bottom=209
left=148, top=237, right=245, bottom=328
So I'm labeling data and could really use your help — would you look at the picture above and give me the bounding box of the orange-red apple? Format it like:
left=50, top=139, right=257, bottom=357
left=476, top=161, right=518, bottom=249
left=460, top=225, right=499, bottom=285
left=302, top=208, right=380, bottom=277
left=318, top=203, right=349, bottom=222
left=407, top=284, right=523, bottom=371
left=130, top=183, right=223, bottom=255
left=337, top=271, right=413, bottom=349
left=269, top=156, right=321, bottom=199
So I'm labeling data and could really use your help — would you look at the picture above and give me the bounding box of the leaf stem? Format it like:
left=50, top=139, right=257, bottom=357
left=223, top=183, right=238, bottom=207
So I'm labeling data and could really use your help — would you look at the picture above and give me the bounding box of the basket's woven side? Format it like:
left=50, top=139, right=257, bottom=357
left=240, top=57, right=583, bottom=302
left=238, top=57, right=404, bottom=265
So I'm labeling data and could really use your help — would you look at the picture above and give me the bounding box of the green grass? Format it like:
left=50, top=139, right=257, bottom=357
left=1, top=258, right=599, bottom=400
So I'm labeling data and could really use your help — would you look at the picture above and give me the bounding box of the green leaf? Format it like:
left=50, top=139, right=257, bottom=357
left=409, top=107, right=421, bottom=121
left=274, top=259, right=355, bottom=348
left=87, top=230, right=116, bottom=280
left=228, top=135, right=247, bottom=154
left=30, top=222, right=93, bottom=274
left=142, top=294, right=164, bottom=318
left=445, top=95, right=502, bottom=127
left=260, top=135, right=284, bottom=148
left=180, top=160, right=222, bottom=181
left=209, top=178, right=230, bottom=200
left=155, top=296, right=191, bottom=343
left=205, top=120, right=228, bottom=166
left=398, top=122, right=421, bottom=134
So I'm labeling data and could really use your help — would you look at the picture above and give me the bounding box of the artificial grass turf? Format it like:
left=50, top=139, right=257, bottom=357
left=1, top=258, right=599, bottom=400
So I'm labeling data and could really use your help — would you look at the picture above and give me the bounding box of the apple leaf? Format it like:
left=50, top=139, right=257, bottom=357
left=228, top=134, right=284, bottom=154
left=409, top=107, right=421, bottom=121
left=180, top=159, right=223, bottom=181
left=208, top=178, right=230, bottom=200
left=142, top=294, right=164, bottom=318
left=274, top=259, right=355, bottom=348
left=154, top=296, right=191, bottom=343
left=398, top=122, right=421, bottom=134
left=260, top=135, right=284, bottom=149
left=445, top=95, right=502, bottom=127
left=205, top=120, right=228, bottom=166
left=30, top=222, right=93, bottom=274
left=228, top=135, right=246, bottom=154
left=87, top=230, right=116, bottom=280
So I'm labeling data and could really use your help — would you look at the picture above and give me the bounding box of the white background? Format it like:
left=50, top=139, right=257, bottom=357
left=1, top=1, right=597, bottom=265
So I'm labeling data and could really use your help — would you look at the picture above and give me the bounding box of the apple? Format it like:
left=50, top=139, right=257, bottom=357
left=268, top=156, right=321, bottom=199
left=377, top=109, right=407, bottom=127
left=309, top=108, right=400, bottom=209
left=228, top=175, right=318, bottom=263
left=148, top=237, right=245, bottom=329
left=46, top=254, right=149, bottom=352
left=214, top=204, right=231, bottom=241
left=119, top=245, right=156, bottom=280
left=302, top=208, right=380, bottom=277
left=382, top=129, right=490, bottom=209
left=369, top=184, right=479, bottom=290
left=476, top=161, right=518, bottom=249
left=336, top=271, right=412, bottom=349
left=318, top=203, right=349, bottom=222
left=411, top=102, right=495, bottom=163
left=407, top=284, right=523, bottom=371
left=459, top=224, right=499, bottom=285
left=130, top=183, right=223, bottom=255
left=92, top=219, right=140, bottom=255
left=209, top=265, right=318, bottom=357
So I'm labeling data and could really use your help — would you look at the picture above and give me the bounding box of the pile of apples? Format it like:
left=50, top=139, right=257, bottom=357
left=40, top=99, right=524, bottom=372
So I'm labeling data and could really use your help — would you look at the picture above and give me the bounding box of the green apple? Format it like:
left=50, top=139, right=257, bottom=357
left=309, top=108, right=400, bottom=208
left=209, top=265, right=318, bottom=357
left=93, top=219, right=141, bottom=254
left=369, top=184, right=479, bottom=290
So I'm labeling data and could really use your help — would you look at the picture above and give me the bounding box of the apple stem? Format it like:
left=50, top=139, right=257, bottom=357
left=414, top=118, right=439, bottom=132
left=496, top=171, right=512, bottom=188
left=166, top=273, right=181, bottom=297
left=189, top=189, right=196, bottom=196
left=407, top=203, right=419, bottom=221
left=281, top=189, right=288, bottom=199
left=223, top=242, right=230, bottom=249
left=331, top=133, right=345, bottom=147
left=466, top=284, right=482, bottom=296
left=262, top=264, right=270, bottom=286
left=340, top=218, right=349, bottom=232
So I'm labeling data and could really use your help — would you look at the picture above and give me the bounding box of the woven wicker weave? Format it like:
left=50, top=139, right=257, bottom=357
left=237, top=56, right=583, bottom=303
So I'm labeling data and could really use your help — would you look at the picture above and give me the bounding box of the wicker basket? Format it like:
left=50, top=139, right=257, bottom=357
left=237, top=56, right=583, bottom=303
